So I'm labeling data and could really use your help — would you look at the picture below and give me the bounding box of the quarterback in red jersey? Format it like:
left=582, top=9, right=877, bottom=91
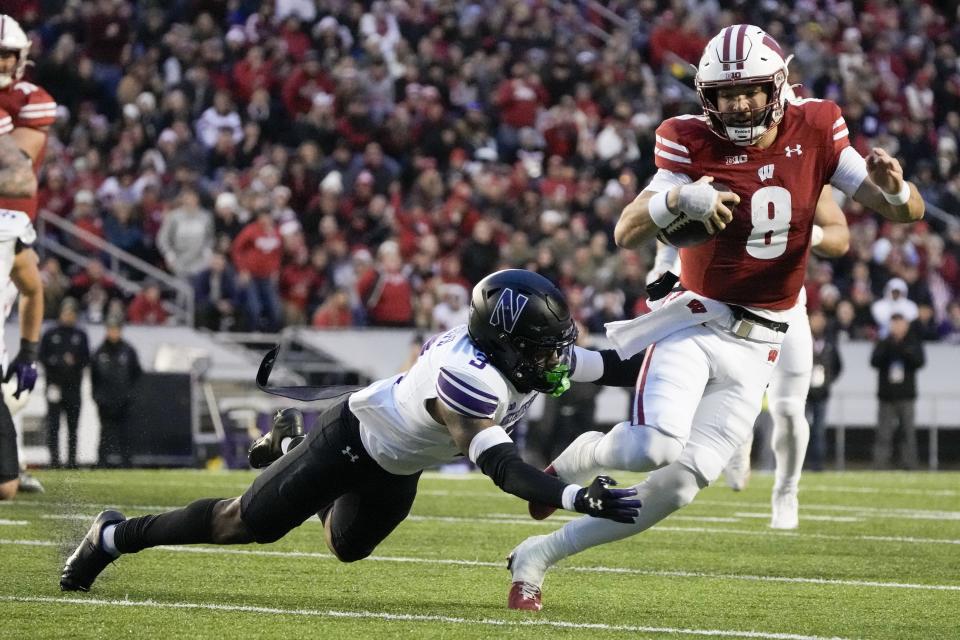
left=507, top=24, right=925, bottom=611
left=0, top=15, right=55, bottom=495
left=0, top=15, right=55, bottom=222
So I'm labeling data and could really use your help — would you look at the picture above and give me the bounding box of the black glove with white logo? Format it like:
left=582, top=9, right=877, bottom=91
left=573, top=475, right=641, bottom=524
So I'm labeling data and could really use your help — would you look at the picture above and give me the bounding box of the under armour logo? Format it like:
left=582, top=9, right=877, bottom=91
left=758, top=164, right=775, bottom=182
left=342, top=446, right=359, bottom=463
left=274, top=410, right=283, bottom=421
left=589, top=498, right=602, bottom=510
left=687, top=299, right=707, bottom=314
left=784, top=144, right=802, bottom=157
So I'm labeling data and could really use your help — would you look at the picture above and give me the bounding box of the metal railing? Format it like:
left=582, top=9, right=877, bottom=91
left=37, top=210, right=194, bottom=326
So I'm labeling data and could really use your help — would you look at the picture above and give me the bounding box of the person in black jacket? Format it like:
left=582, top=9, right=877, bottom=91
left=805, top=309, right=842, bottom=471
left=90, top=314, right=142, bottom=468
left=870, top=313, right=925, bottom=469
left=39, top=297, right=90, bottom=468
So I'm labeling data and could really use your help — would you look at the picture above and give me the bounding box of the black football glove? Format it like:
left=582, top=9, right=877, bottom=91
left=573, top=475, right=641, bottom=524
left=4, top=338, right=38, bottom=399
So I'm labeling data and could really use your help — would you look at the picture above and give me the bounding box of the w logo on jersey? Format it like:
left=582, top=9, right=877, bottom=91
left=490, top=288, right=529, bottom=334
left=758, top=164, right=775, bottom=182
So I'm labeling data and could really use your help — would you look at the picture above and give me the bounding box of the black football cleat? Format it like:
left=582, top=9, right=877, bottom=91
left=248, top=408, right=305, bottom=469
left=60, top=509, right=125, bottom=592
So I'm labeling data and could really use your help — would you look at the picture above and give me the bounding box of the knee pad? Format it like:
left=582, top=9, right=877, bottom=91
left=677, top=442, right=728, bottom=485
left=598, top=422, right=684, bottom=472
left=770, top=397, right=806, bottom=420
left=642, top=462, right=704, bottom=512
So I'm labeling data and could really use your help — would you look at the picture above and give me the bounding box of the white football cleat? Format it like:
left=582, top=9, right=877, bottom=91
left=723, top=441, right=752, bottom=492
left=770, top=489, right=799, bottom=529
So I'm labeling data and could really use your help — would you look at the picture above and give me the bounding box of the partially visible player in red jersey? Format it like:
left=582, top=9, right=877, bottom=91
left=0, top=15, right=54, bottom=222
left=0, top=15, right=54, bottom=494
left=506, top=24, right=925, bottom=611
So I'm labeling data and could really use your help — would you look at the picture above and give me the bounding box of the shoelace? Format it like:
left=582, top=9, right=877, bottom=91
left=518, top=582, right=540, bottom=600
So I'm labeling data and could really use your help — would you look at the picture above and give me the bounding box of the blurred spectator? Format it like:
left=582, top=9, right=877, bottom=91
left=231, top=208, right=283, bottom=331
left=67, top=190, right=104, bottom=254
left=312, top=288, right=354, bottom=328
left=459, top=219, right=500, bottom=287
left=39, top=258, right=69, bottom=321
left=194, top=252, right=240, bottom=332
left=358, top=241, right=414, bottom=327
left=870, top=314, right=925, bottom=470
left=938, top=300, right=960, bottom=343
left=871, top=277, right=919, bottom=338
left=127, top=281, right=168, bottom=325
left=156, top=187, right=215, bottom=279
left=431, top=283, right=469, bottom=331
left=806, top=309, right=843, bottom=472
left=91, top=313, right=142, bottom=468
left=39, top=298, right=89, bottom=469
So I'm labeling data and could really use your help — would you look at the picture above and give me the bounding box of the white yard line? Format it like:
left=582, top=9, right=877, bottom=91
left=5, top=538, right=959, bottom=592
left=0, top=519, right=28, bottom=525
left=0, top=594, right=855, bottom=640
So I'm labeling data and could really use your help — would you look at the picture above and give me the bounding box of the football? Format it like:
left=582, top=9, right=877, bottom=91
left=656, top=182, right=734, bottom=248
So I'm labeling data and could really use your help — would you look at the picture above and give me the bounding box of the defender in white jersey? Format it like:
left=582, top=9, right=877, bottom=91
left=648, top=186, right=850, bottom=530
left=0, top=207, right=44, bottom=500
left=61, top=269, right=645, bottom=593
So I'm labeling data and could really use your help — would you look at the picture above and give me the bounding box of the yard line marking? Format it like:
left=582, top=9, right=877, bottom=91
left=23, top=508, right=960, bottom=546
left=733, top=513, right=863, bottom=523
left=696, top=500, right=960, bottom=521
left=5, top=538, right=959, bottom=592
left=11, top=496, right=960, bottom=523
left=802, top=485, right=959, bottom=498
left=0, top=519, right=27, bottom=525
left=0, top=594, right=855, bottom=639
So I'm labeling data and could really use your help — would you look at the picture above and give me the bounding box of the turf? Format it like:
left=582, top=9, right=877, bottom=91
left=1, top=469, right=958, bottom=639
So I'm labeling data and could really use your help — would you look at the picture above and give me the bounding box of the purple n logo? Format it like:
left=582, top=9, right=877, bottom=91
left=490, top=288, right=529, bottom=334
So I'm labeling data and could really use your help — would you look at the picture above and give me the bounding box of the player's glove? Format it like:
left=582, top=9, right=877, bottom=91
left=4, top=338, right=38, bottom=399
left=573, top=475, right=641, bottom=524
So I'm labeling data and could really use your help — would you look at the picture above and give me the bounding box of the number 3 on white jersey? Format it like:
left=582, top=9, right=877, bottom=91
left=746, top=185, right=791, bottom=260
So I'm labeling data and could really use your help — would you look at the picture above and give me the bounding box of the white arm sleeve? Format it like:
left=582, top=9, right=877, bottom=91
left=829, top=146, right=869, bottom=197
left=645, top=168, right=693, bottom=193
left=570, top=346, right=604, bottom=383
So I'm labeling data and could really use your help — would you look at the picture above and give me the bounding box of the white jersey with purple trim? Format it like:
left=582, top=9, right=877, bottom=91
left=349, top=325, right=537, bottom=475
left=0, top=208, right=34, bottom=361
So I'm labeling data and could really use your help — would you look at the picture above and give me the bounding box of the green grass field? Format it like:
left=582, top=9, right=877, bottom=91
left=2, top=469, right=958, bottom=639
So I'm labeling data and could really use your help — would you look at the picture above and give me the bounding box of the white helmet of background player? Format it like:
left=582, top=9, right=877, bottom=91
left=0, top=15, right=30, bottom=89
left=695, top=24, right=792, bottom=146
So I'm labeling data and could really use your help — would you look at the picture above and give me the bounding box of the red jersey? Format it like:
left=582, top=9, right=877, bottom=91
left=652, top=99, right=851, bottom=310
left=0, top=80, right=56, bottom=220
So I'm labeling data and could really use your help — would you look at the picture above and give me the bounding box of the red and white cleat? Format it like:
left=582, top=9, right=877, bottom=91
left=527, top=464, right=559, bottom=520
left=508, top=581, right=542, bottom=611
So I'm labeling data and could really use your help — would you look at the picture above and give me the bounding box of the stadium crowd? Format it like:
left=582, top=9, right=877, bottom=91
left=8, top=0, right=960, bottom=342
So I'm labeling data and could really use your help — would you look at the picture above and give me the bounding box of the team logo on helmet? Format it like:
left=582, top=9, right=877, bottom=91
left=489, top=288, right=529, bottom=334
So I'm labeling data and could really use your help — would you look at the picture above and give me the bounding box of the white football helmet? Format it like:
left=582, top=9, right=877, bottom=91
left=0, top=15, right=30, bottom=89
left=695, top=24, right=791, bottom=146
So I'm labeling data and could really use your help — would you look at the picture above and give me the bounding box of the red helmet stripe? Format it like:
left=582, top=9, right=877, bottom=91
left=762, top=34, right=783, bottom=58
left=722, top=26, right=733, bottom=61
left=1, top=17, right=5, bottom=40
left=735, top=24, right=747, bottom=69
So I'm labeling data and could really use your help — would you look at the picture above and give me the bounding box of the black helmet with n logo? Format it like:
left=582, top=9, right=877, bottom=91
left=468, top=269, right=577, bottom=394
